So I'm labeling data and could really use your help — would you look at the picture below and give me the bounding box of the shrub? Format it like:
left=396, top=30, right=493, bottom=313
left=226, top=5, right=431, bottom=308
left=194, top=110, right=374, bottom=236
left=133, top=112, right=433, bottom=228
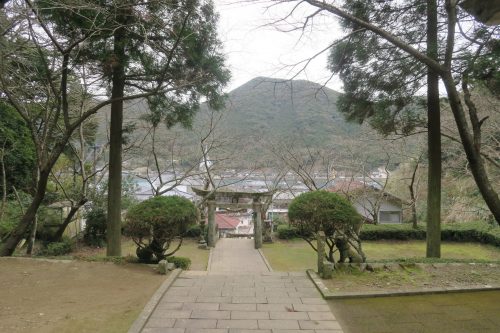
left=41, top=237, right=73, bottom=256
left=124, top=196, right=197, bottom=261
left=83, top=208, right=107, bottom=246
left=359, top=222, right=500, bottom=247
left=185, top=224, right=202, bottom=238
left=271, top=216, right=288, bottom=232
left=36, top=206, right=62, bottom=241
left=0, top=199, right=29, bottom=241
left=288, top=190, right=365, bottom=263
left=0, top=216, right=17, bottom=242
left=168, top=256, right=191, bottom=270
left=360, top=224, right=426, bottom=240
left=276, top=225, right=298, bottom=239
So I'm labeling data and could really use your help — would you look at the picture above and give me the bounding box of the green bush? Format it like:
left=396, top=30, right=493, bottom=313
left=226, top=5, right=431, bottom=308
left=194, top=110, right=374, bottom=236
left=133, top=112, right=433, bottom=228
left=288, top=190, right=365, bottom=263
left=359, top=222, right=500, bottom=247
left=185, top=224, right=202, bottom=238
left=0, top=216, right=18, bottom=241
left=288, top=191, right=363, bottom=235
left=41, top=237, right=73, bottom=256
left=124, top=196, right=197, bottom=261
left=168, top=256, right=191, bottom=270
left=276, top=225, right=298, bottom=239
left=36, top=206, right=63, bottom=241
left=442, top=222, right=500, bottom=246
left=0, top=199, right=27, bottom=241
left=360, top=224, right=426, bottom=240
left=83, top=208, right=107, bottom=246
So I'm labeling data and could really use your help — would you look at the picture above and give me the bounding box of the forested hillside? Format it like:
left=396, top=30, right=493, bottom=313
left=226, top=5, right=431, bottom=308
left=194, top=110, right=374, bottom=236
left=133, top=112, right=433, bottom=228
left=97, top=77, right=390, bottom=169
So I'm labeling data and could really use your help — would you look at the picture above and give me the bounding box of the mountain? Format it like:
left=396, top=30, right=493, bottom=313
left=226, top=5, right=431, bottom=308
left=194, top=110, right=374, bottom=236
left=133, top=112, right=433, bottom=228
left=95, top=77, right=387, bottom=170
left=215, top=77, right=359, bottom=147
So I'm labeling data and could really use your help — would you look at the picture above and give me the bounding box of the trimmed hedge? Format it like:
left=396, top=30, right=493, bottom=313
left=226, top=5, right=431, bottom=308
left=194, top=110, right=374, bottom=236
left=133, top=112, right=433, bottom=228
left=185, top=224, right=202, bottom=238
left=360, top=224, right=426, bottom=240
left=276, top=225, right=298, bottom=239
left=360, top=222, right=500, bottom=247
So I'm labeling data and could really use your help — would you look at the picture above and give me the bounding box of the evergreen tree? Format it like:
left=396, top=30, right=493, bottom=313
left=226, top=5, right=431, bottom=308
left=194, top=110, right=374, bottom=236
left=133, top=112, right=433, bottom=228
left=0, top=0, right=228, bottom=256
left=293, top=0, right=500, bottom=231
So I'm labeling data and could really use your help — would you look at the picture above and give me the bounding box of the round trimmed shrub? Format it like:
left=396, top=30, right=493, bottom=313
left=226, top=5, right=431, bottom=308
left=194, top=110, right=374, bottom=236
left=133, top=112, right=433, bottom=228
left=124, top=196, right=197, bottom=262
left=288, top=191, right=362, bottom=235
left=288, top=190, right=365, bottom=263
left=276, top=225, right=298, bottom=239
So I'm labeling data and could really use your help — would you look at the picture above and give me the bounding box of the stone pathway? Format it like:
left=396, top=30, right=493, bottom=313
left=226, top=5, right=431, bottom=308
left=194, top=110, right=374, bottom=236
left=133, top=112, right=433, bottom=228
left=208, top=238, right=270, bottom=273
left=140, top=239, right=344, bottom=332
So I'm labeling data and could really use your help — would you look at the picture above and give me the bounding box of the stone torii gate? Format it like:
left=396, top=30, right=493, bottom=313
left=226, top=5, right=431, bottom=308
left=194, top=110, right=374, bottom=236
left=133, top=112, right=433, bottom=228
left=192, top=187, right=273, bottom=249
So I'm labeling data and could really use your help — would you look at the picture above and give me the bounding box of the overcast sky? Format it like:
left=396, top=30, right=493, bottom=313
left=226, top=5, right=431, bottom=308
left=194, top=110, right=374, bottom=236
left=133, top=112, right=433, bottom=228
left=214, top=0, right=344, bottom=92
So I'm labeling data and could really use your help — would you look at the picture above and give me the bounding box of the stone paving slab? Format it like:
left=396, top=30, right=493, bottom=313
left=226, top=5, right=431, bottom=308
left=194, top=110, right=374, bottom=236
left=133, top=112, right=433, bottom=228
left=208, top=239, right=270, bottom=273
left=141, top=272, right=343, bottom=332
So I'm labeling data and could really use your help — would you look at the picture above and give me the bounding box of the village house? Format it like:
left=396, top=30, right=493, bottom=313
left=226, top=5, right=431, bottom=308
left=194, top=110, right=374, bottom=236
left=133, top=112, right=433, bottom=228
left=328, top=180, right=404, bottom=224
left=215, top=212, right=254, bottom=237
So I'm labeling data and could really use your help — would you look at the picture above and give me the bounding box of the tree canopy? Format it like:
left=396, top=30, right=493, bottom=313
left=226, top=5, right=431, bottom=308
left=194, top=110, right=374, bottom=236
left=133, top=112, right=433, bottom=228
left=124, top=195, right=197, bottom=261
left=288, top=190, right=365, bottom=262
left=0, top=102, right=35, bottom=195
left=0, top=0, right=229, bottom=256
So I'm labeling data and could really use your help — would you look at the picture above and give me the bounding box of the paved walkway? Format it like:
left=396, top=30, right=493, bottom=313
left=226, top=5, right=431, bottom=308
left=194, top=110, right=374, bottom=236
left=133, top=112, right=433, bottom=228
left=208, top=238, right=270, bottom=273
left=140, top=239, right=344, bottom=333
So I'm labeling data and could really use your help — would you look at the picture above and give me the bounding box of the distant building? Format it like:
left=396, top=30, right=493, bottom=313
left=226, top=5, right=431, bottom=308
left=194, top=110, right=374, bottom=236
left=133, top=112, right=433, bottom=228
left=215, top=212, right=254, bottom=237
left=328, top=180, right=404, bottom=224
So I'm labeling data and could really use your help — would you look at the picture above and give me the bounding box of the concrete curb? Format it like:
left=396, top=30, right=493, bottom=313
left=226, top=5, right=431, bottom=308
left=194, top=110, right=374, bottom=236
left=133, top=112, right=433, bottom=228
left=306, top=269, right=500, bottom=299
left=0, top=256, right=74, bottom=264
left=128, top=268, right=182, bottom=333
left=258, top=248, right=273, bottom=272
left=207, top=247, right=214, bottom=271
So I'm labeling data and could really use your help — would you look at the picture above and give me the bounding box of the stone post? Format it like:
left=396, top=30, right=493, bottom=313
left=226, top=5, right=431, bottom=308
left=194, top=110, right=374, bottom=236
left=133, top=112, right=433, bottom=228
left=317, top=231, right=325, bottom=275
left=263, top=219, right=273, bottom=243
left=253, top=201, right=263, bottom=249
left=207, top=200, right=216, bottom=247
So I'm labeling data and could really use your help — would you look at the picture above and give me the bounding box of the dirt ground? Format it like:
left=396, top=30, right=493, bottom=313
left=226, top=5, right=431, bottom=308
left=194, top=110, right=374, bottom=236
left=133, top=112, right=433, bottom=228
left=323, top=262, right=500, bottom=293
left=0, top=257, right=164, bottom=333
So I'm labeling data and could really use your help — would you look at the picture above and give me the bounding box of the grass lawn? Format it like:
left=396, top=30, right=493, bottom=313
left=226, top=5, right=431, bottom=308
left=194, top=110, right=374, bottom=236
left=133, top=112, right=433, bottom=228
left=73, top=237, right=210, bottom=270
left=329, top=291, right=500, bottom=333
left=262, top=238, right=500, bottom=271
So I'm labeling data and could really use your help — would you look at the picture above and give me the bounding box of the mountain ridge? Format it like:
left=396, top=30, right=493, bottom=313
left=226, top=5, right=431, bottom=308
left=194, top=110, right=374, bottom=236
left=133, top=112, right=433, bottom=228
left=96, top=77, right=385, bottom=169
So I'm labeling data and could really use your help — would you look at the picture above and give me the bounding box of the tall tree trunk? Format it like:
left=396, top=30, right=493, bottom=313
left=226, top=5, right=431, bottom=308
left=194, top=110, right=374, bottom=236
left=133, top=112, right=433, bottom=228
left=426, top=0, right=441, bottom=258
left=409, top=160, right=419, bottom=229
left=0, top=169, right=50, bottom=256
left=441, top=1, right=500, bottom=224
left=442, top=75, right=500, bottom=224
left=26, top=168, right=40, bottom=255
left=0, top=142, right=6, bottom=221
left=26, top=214, right=37, bottom=255
left=301, top=0, right=499, bottom=223
left=106, top=9, right=127, bottom=257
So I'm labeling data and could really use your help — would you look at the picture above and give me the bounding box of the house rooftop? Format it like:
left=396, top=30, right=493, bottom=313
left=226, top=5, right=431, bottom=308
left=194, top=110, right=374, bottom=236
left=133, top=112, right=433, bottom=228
left=328, top=180, right=404, bottom=204
left=215, top=213, right=240, bottom=230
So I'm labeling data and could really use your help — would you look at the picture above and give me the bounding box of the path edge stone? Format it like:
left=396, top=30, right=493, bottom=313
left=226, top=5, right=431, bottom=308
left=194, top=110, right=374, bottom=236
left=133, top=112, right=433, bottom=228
left=258, top=248, right=273, bottom=272
left=306, top=269, right=500, bottom=299
left=207, top=247, right=214, bottom=271
left=128, top=268, right=182, bottom=333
